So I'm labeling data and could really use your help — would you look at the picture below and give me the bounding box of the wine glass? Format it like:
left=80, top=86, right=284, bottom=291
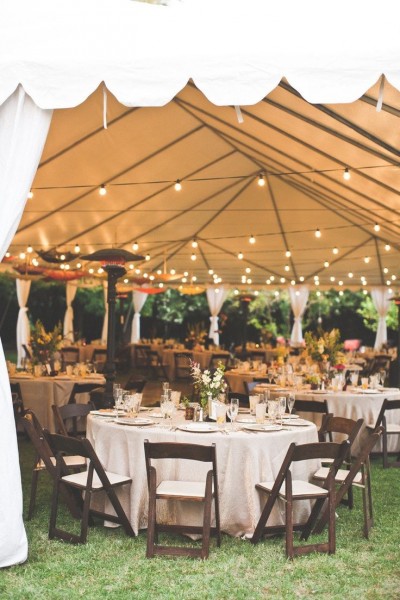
left=287, top=393, right=295, bottom=415
left=379, top=370, right=386, bottom=387
left=278, top=396, right=286, bottom=424
left=113, top=384, right=123, bottom=420
left=227, top=398, right=239, bottom=430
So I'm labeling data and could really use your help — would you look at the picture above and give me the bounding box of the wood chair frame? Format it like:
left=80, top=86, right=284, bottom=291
left=52, top=402, right=94, bottom=437
left=144, top=440, right=221, bottom=559
left=369, top=398, right=400, bottom=468
left=146, top=350, right=170, bottom=382
left=251, top=440, right=350, bottom=559
left=173, top=352, right=193, bottom=381
left=48, top=433, right=135, bottom=544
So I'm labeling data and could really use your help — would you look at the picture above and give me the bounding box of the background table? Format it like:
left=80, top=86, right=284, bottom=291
left=10, top=374, right=105, bottom=431
left=162, top=349, right=230, bottom=381
left=87, top=414, right=318, bottom=537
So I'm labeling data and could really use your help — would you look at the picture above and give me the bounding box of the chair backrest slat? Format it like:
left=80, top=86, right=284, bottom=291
left=144, top=441, right=215, bottom=462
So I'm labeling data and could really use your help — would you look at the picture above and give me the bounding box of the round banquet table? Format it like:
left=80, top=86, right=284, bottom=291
left=225, top=369, right=263, bottom=393
left=9, top=374, right=105, bottom=432
left=87, top=413, right=318, bottom=537
left=254, top=385, right=400, bottom=455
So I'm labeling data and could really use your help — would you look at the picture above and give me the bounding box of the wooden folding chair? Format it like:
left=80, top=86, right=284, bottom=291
left=227, top=392, right=250, bottom=408
left=20, top=410, right=85, bottom=520
left=251, top=440, right=350, bottom=558
left=146, top=350, right=170, bottom=382
left=208, top=353, right=230, bottom=370
left=60, top=347, right=80, bottom=368
left=91, top=348, right=107, bottom=373
left=124, top=377, right=147, bottom=393
left=174, top=352, right=193, bottom=381
left=52, top=402, right=94, bottom=437
left=144, top=440, right=221, bottom=559
left=67, top=382, right=103, bottom=405
left=310, top=427, right=384, bottom=539
left=48, top=433, right=134, bottom=544
left=367, top=398, right=400, bottom=468
left=317, top=415, right=364, bottom=509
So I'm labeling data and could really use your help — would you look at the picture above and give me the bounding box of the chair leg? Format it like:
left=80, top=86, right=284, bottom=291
left=28, top=466, right=40, bottom=520
left=48, top=478, right=61, bottom=540
left=328, top=486, right=336, bottom=554
left=214, top=489, right=221, bottom=548
left=146, top=470, right=157, bottom=558
left=362, top=463, right=374, bottom=539
left=382, top=431, right=388, bottom=468
left=104, top=486, right=135, bottom=538
left=251, top=491, right=276, bottom=544
left=285, top=495, right=294, bottom=559
left=300, top=496, right=327, bottom=541
left=79, top=489, right=92, bottom=544
left=201, top=475, right=213, bottom=559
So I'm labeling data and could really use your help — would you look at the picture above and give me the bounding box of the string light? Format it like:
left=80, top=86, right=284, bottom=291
left=245, top=267, right=251, bottom=274
left=241, top=275, right=246, bottom=283
left=391, top=274, right=397, bottom=281
left=184, top=271, right=188, bottom=277
left=88, top=268, right=94, bottom=274
left=237, top=252, right=243, bottom=260
left=191, top=239, right=198, bottom=249
left=19, top=252, right=26, bottom=260
left=143, top=273, right=148, bottom=278
left=156, top=269, right=162, bottom=275
left=363, top=289, right=368, bottom=295
left=135, top=268, right=141, bottom=274
left=170, top=269, right=176, bottom=275
left=123, top=278, right=129, bottom=284
left=191, top=253, right=197, bottom=261
left=284, top=264, right=290, bottom=272
left=182, top=277, right=187, bottom=283
left=28, top=190, right=34, bottom=199
left=343, top=167, right=351, bottom=181
left=32, top=258, right=39, bottom=266
left=27, top=244, right=33, bottom=254
left=364, top=256, right=370, bottom=264
left=174, top=179, right=182, bottom=192
left=145, top=254, right=150, bottom=261
left=285, top=250, right=291, bottom=258
left=315, top=228, right=321, bottom=238
left=374, top=223, right=380, bottom=232
left=128, top=264, right=134, bottom=270
left=332, top=247, right=339, bottom=255
left=339, top=290, right=344, bottom=296
left=348, top=272, right=354, bottom=278
left=208, top=269, right=214, bottom=275
left=249, top=234, right=256, bottom=244
left=257, top=173, right=266, bottom=187
left=99, top=184, right=106, bottom=196
left=5, top=252, right=10, bottom=258
left=149, top=275, right=155, bottom=281
left=192, top=276, right=197, bottom=282
left=247, top=278, right=252, bottom=284
left=76, top=263, right=82, bottom=269
left=132, top=241, right=139, bottom=251
left=274, top=291, right=279, bottom=297
left=74, top=243, right=80, bottom=253
left=159, top=282, right=164, bottom=288
left=384, top=244, right=391, bottom=251
left=338, top=280, right=343, bottom=286
left=266, top=279, right=271, bottom=284
left=299, top=276, right=305, bottom=282
left=234, top=289, right=239, bottom=295
left=60, top=254, right=66, bottom=260
left=324, top=261, right=329, bottom=268
left=270, top=276, right=275, bottom=281
left=97, top=267, right=103, bottom=274
left=383, top=267, right=389, bottom=274
left=330, top=276, right=335, bottom=282
left=280, top=277, right=285, bottom=283
left=291, top=280, right=296, bottom=286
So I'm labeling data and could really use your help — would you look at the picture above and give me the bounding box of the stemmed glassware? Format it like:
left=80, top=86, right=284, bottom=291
left=278, top=396, right=286, bottom=424
left=287, top=393, right=295, bottom=415
left=379, top=370, right=386, bottom=387
left=227, top=398, right=239, bottom=430
left=113, top=383, right=124, bottom=421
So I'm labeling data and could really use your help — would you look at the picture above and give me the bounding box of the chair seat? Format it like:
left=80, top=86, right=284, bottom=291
left=39, top=455, right=86, bottom=469
left=157, top=480, right=212, bottom=500
left=313, top=466, right=362, bottom=485
left=257, top=479, right=328, bottom=498
left=62, top=469, right=131, bottom=489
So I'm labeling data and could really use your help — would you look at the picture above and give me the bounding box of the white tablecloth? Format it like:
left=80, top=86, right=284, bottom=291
left=10, top=374, right=105, bottom=431
left=225, top=370, right=264, bottom=393
left=87, top=414, right=318, bottom=537
left=162, top=350, right=230, bottom=381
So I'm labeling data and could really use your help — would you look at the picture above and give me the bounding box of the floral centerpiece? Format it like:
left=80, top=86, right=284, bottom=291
left=304, top=328, right=343, bottom=369
left=190, top=360, right=227, bottom=411
left=30, top=320, right=62, bottom=364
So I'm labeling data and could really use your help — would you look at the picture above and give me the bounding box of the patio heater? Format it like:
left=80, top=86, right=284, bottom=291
left=81, top=249, right=144, bottom=406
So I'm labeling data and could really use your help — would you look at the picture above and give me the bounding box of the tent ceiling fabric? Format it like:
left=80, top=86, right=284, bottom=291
left=10, top=79, right=400, bottom=288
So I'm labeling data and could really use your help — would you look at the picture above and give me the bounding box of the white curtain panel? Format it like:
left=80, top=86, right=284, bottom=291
left=289, top=285, right=310, bottom=346
left=206, top=286, right=228, bottom=346
left=131, top=291, right=148, bottom=344
left=16, top=278, right=31, bottom=367
left=101, top=281, right=108, bottom=344
left=63, top=282, right=78, bottom=342
left=0, top=87, right=52, bottom=567
left=371, top=287, right=390, bottom=350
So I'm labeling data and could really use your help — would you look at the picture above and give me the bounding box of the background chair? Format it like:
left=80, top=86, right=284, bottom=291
left=227, top=392, right=249, bottom=408
left=67, top=382, right=103, bottom=405
left=174, top=352, right=193, bottom=381
left=124, top=377, right=147, bottom=393
left=367, top=398, right=400, bottom=468
left=48, top=433, right=134, bottom=544
left=52, top=402, right=94, bottom=437
left=208, top=353, right=230, bottom=370
left=251, top=440, right=350, bottom=558
left=91, top=348, right=107, bottom=373
left=61, top=347, right=80, bottom=369
left=134, top=344, right=151, bottom=370
left=10, top=382, right=25, bottom=426
left=144, top=440, right=221, bottom=559
left=146, top=350, right=170, bottom=382
left=20, top=410, right=85, bottom=520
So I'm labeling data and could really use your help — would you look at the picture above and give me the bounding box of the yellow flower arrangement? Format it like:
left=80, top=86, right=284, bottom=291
left=30, top=320, right=62, bottom=364
left=304, top=328, right=343, bottom=367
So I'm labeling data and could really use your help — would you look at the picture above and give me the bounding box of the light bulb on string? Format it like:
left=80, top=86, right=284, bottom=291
left=315, top=228, right=321, bottom=238
left=245, top=267, right=251, bottom=274
left=191, top=253, right=197, bottom=261
left=208, top=269, right=214, bottom=275
left=132, top=241, right=139, bottom=251
left=249, top=234, right=256, bottom=244
left=299, top=276, right=304, bottom=282
left=28, top=190, right=34, bottom=199
left=257, top=173, right=265, bottom=187
left=343, top=167, right=351, bottom=181
left=174, top=179, right=182, bottom=192
left=385, top=244, right=391, bottom=251
left=324, top=261, right=329, bottom=268
left=27, top=244, right=33, bottom=254
left=285, top=250, right=291, bottom=258
left=19, top=252, right=26, bottom=260
left=332, top=246, right=339, bottom=255
left=74, top=243, right=80, bottom=253
left=238, top=252, right=243, bottom=260
left=145, top=254, right=150, bottom=261
left=191, top=239, right=198, bottom=249
left=374, top=223, right=380, bottom=232
left=284, top=264, right=290, bottom=272
left=364, top=256, right=371, bottom=264
left=99, top=184, right=106, bottom=196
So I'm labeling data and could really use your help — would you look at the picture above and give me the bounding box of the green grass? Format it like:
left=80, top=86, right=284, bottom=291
left=1, top=440, right=400, bottom=599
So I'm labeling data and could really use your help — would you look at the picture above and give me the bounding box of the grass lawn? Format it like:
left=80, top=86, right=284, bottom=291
left=0, top=438, right=399, bottom=599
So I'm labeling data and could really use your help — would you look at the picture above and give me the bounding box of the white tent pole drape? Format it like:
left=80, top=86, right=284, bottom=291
left=371, top=287, right=390, bottom=350
left=101, top=281, right=108, bottom=344
left=289, top=285, right=310, bottom=346
left=131, top=291, right=147, bottom=344
left=63, top=282, right=78, bottom=342
left=206, top=286, right=228, bottom=346
left=16, top=278, right=31, bottom=367
left=0, top=86, right=52, bottom=567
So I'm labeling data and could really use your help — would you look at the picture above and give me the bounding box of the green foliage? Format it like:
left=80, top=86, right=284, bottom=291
left=357, top=295, right=398, bottom=332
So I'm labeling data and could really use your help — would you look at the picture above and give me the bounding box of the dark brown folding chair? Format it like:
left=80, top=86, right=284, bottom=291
left=251, top=440, right=350, bottom=559
left=208, top=353, right=230, bottom=370
left=20, top=410, right=85, bottom=520
left=309, top=427, right=384, bottom=539
left=124, top=377, right=147, bottom=393
left=67, top=382, right=103, bottom=405
left=134, top=344, right=151, bottom=369
left=294, top=399, right=330, bottom=416
left=144, top=440, right=221, bottom=559
left=227, top=392, right=250, bottom=408
left=317, top=415, right=364, bottom=509
left=367, top=398, right=400, bottom=468
left=92, top=348, right=107, bottom=373
left=10, top=382, right=25, bottom=424
left=60, top=347, right=80, bottom=368
left=174, top=352, right=193, bottom=381
left=52, top=402, right=94, bottom=437
left=146, top=350, right=170, bottom=382
left=48, top=433, right=135, bottom=544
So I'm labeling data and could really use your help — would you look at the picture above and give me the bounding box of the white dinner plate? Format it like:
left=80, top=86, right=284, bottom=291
left=282, top=419, right=310, bottom=426
left=242, top=424, right=282, bottom=432
left=115, top=417, right=154, bottom=426
left=356, top=389, right=380, bottom=394
left=236, top=416, right=256, bottom=424
left=177, top=423, right=219, bottom=433
left=90, top=409, right=124, bottom=417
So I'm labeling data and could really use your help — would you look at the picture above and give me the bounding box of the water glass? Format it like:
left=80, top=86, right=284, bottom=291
left=216, top=402, right=227, bottom=425
left=249, top=395, right=260, bottom=415
left=227, top=398, right=239, bottom=430
left=255, top=402, right=266, bottom=424
left=361, top=377, right=369, bottom=390
left=267, top=399, right=279, bottom=424
left=351, top=372, right=359, bottom=387
left=278, top=396, right=286, bottom=423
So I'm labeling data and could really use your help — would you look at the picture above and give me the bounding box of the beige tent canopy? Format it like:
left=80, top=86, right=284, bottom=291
left=9, top=79, right=400, bottom=290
